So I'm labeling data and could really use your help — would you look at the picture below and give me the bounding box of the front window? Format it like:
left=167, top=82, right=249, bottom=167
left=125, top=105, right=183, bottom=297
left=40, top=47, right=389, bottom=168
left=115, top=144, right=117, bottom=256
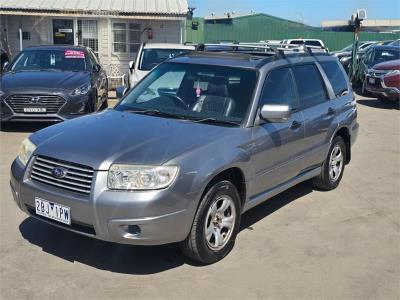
left=115, top=63, right=258, bottom=126
left=372, top=49, right=400, bottom=65
left=139, top=49, right=193, bottom=71
left=10, top=49, right=87, bottom=72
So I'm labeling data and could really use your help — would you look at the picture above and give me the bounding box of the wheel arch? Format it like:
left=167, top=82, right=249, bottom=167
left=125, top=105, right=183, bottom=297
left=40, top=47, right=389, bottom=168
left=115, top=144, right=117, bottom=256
left=333, top=126, right=351, bottom=164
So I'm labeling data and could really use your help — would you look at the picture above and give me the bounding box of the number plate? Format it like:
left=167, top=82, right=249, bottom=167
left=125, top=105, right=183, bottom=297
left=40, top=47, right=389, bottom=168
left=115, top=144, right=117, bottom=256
left=35, top=197, right=71, bottom=225
left=368, top=77, right=376, bottom=84
left=24, top=107, right=46, bottom=113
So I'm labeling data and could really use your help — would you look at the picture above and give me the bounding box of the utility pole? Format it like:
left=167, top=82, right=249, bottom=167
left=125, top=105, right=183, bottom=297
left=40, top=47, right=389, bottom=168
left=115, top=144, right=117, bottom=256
left=348, top=9, right=367, bottom=82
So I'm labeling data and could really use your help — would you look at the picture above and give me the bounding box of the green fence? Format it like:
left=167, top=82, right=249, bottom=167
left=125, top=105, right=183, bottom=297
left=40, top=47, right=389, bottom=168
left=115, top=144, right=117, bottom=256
left=185, top=14, right=399, bottom=51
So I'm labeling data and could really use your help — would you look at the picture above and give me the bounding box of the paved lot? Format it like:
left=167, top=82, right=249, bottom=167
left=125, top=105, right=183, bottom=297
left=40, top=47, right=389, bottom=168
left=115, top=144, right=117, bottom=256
left=0, top=94, right=399, bottom=300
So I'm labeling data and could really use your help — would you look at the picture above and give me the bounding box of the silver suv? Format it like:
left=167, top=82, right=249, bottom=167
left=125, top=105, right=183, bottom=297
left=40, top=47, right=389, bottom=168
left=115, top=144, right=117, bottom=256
left=10, top=50, right=358, bottom=264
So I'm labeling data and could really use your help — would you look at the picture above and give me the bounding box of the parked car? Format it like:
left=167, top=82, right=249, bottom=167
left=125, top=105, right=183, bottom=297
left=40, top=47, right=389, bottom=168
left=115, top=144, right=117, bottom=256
left=354, top=45, right=400, bottom=86
left=281, top=39, right=328, bottom=52
left=128, top=43, right=195, bottom=88
left=0, top=45, right=108, bottom=123
left=10, top=50, right=358, bottom=263
left=364, top=59, right=400, bottom=101
left=389, top=39, right=400, bottom=47
left=333, top=41, right=376, bottom=66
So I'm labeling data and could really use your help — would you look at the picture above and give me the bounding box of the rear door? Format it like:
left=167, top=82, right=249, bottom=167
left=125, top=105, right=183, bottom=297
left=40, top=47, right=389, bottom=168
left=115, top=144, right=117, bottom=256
left=251, top=67, right=305, bottom=195
left=291, top=63, right=336, bottom=169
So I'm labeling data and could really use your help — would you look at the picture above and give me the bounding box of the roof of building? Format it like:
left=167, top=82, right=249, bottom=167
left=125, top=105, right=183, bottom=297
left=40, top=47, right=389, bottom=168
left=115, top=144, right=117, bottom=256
left=0, top=0, right=188, bottom=17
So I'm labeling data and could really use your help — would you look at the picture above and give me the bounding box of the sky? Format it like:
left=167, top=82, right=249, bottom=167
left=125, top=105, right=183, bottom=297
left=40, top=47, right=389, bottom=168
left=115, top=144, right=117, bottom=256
left=188, top=0, right=400, bottom=26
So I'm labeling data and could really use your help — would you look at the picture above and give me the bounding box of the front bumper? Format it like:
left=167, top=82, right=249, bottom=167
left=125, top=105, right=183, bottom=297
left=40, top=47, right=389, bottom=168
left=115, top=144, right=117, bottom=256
left=365, top=75, right=400, bottom=100
left=1, top=94, right=91, bottom=122
left=10, top=158, right=198, bottom=245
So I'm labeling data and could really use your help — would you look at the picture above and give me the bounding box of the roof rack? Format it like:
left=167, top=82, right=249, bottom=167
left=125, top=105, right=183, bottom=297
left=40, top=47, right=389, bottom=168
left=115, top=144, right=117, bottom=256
left=195, top=42, right=328, bottom=59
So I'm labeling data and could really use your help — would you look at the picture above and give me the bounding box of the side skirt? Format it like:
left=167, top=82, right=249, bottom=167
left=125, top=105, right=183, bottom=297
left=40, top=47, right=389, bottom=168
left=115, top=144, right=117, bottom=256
left=242, top=167, right=321, bottom=213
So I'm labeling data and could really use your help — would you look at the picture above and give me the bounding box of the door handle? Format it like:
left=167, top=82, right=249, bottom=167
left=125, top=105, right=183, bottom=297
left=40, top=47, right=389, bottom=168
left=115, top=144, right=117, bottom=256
left=290, top=120, right=302, bottom=130
left=327, top=107, right=336, bottom=115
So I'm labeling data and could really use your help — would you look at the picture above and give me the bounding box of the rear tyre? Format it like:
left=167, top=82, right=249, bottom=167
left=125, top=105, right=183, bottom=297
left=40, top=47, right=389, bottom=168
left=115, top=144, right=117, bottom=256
left=180, top=180, right=241, bottom=264
left=313, top=136, right=346, bottom=191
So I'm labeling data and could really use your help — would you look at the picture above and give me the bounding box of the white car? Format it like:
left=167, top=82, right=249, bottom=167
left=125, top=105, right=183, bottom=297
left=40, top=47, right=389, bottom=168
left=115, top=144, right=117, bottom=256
left=281, top=39, right=328, bottom=52
left=128, top=43, right=195, bottom=87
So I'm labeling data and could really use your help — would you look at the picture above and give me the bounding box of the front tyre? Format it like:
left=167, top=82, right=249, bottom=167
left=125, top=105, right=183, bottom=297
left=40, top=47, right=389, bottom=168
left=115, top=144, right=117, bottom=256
left=313, top=136, right=346, bottom=190
left=180, top=180, right=241, bottom=264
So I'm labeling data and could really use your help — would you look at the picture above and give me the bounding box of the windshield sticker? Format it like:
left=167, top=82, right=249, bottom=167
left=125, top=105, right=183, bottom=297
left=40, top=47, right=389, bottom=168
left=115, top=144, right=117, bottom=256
left=195, top=81, right=201, bottom=97
left=65, top=50, right=85, bottom=59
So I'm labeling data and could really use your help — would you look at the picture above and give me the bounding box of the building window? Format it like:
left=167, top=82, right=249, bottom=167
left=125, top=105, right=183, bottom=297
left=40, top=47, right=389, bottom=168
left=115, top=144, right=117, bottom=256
left=77, top=20, right=98, bottom=53
left=21, top=31, right=30, bottom=40
left=112, top=22, right=141, bottom=53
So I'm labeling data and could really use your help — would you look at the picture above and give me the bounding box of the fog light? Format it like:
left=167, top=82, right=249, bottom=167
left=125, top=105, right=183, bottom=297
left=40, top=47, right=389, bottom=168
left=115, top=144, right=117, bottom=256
left=121, top=224, right=141, bottom=235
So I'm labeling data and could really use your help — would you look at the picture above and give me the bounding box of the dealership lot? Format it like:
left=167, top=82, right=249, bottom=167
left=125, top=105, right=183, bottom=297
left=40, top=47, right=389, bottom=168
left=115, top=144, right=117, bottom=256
left=0, top=94, right=399, bottom=299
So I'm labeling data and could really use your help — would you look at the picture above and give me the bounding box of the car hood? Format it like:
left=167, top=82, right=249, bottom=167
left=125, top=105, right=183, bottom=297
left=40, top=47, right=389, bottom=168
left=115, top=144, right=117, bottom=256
left=1, top=70, right=90, bottom=92
left=373, top=59, right=400, bottom=71
left=30, top=110, right=238, bottom=170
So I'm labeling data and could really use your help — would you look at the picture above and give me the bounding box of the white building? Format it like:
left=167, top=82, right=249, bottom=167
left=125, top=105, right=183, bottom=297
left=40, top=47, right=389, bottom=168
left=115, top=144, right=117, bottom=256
left=0, top=0, right=188, bottom=77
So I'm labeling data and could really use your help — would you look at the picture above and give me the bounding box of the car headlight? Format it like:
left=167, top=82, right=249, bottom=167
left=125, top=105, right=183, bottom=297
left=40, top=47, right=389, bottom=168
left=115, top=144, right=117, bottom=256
left=386, top=69, right=400, bottom=76
left=17, top=138, right=36, bottom=167
left=107, top=164, right=179, bottom=190
left=71, top=82, right=91, bottom=96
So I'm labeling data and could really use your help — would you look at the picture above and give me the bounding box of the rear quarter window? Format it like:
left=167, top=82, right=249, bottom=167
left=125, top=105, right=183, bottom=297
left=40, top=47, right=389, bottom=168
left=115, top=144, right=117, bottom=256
left=292, top=64, right=328, bottom=108
left=320, top=61, right=348, bottom=97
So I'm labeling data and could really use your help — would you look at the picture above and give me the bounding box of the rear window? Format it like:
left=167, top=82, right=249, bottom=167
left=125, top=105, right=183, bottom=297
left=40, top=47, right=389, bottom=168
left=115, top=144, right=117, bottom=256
left=320, top=61, right=348, bottom=97
left=305, top=40, right=323, bottom=47
left=292, top=64, right=328, bottom=108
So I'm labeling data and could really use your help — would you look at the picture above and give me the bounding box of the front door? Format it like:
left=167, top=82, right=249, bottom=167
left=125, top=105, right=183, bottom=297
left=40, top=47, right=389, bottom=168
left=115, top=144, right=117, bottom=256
left=53, top=19, right=74, bottom=45
left=251, top=67, right=305, bottom=196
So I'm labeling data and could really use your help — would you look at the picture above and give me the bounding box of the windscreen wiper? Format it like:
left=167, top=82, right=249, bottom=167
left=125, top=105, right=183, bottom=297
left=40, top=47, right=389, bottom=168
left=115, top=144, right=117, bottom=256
left=190, top=118, right=241, bottom=127
left=124, top=109, right=187, bottom=120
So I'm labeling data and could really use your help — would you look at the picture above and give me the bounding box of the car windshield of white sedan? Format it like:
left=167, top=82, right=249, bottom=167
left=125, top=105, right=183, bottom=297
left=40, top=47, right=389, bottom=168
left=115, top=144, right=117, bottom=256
left=116, top=63, right=258, bottom=125
left=10, top=49, right=87, bottom=72
left=139, top=49, right=193, bottom=71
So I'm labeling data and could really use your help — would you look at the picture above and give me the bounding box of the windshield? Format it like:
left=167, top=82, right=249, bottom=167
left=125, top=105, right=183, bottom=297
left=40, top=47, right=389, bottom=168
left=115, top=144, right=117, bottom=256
left=139, top=49, right=193, bottom=71
left=372, top=49, right=400, bottom=65
left=10, top=49, right=87, bottom=72
left=116, top=62, right=258, bottom=125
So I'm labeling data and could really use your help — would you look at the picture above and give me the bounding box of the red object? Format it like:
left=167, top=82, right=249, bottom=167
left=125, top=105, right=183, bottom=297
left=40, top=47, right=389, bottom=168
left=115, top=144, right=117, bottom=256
left=373, top=59, right=400, bottom=71
left=384, top=73, right=400, bottom=89
left=64, top=50, right=85, bottom=59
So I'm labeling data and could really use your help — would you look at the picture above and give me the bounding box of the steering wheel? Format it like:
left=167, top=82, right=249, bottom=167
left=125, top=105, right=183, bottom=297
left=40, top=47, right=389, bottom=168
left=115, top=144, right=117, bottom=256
left=165, top=94, right=188, bottom=110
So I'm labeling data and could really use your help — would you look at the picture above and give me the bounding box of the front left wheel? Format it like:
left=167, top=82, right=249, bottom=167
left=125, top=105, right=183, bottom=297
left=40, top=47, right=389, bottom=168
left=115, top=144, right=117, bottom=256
left=180, top=180, right=241, bottom=264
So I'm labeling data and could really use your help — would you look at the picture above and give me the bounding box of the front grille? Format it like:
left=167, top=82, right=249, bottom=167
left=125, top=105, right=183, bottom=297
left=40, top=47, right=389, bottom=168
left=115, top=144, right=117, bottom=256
left=30, top=156, right=94, bottom=195
left=5, top=94, right=66, bottom=114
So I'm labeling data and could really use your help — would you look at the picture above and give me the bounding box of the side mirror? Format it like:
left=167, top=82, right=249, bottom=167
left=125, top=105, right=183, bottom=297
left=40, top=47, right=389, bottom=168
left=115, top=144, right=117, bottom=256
left=128, top=61, right=135, bottom=73
left=93, top=64, right=101, bottom=73
left=116, top=86, right=128, bottom=99
left=2, top=61, right=9, bottom=72
left=260, top=104, right=291, bottom=123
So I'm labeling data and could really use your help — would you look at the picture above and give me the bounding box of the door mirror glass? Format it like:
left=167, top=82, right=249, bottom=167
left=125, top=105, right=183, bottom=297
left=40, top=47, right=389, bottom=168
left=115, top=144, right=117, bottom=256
left=2, top=61, right=9, bottom=72
left=260, top=104, right=291, bottom=123
left=93, top=64, right=101, bottom=73
left=129, top=60, right=135, bottom=73
left=116, top=86, right=128, bottom=99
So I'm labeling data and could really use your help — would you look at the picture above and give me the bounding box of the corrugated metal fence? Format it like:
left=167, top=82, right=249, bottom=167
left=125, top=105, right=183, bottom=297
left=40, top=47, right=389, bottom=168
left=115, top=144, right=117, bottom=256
left=186, top=15, right=399, bottom=51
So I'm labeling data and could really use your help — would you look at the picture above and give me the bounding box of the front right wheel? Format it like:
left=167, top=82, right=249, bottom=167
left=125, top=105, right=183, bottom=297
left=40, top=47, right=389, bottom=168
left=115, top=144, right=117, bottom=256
left=180, top=180, right=241, bottom=264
